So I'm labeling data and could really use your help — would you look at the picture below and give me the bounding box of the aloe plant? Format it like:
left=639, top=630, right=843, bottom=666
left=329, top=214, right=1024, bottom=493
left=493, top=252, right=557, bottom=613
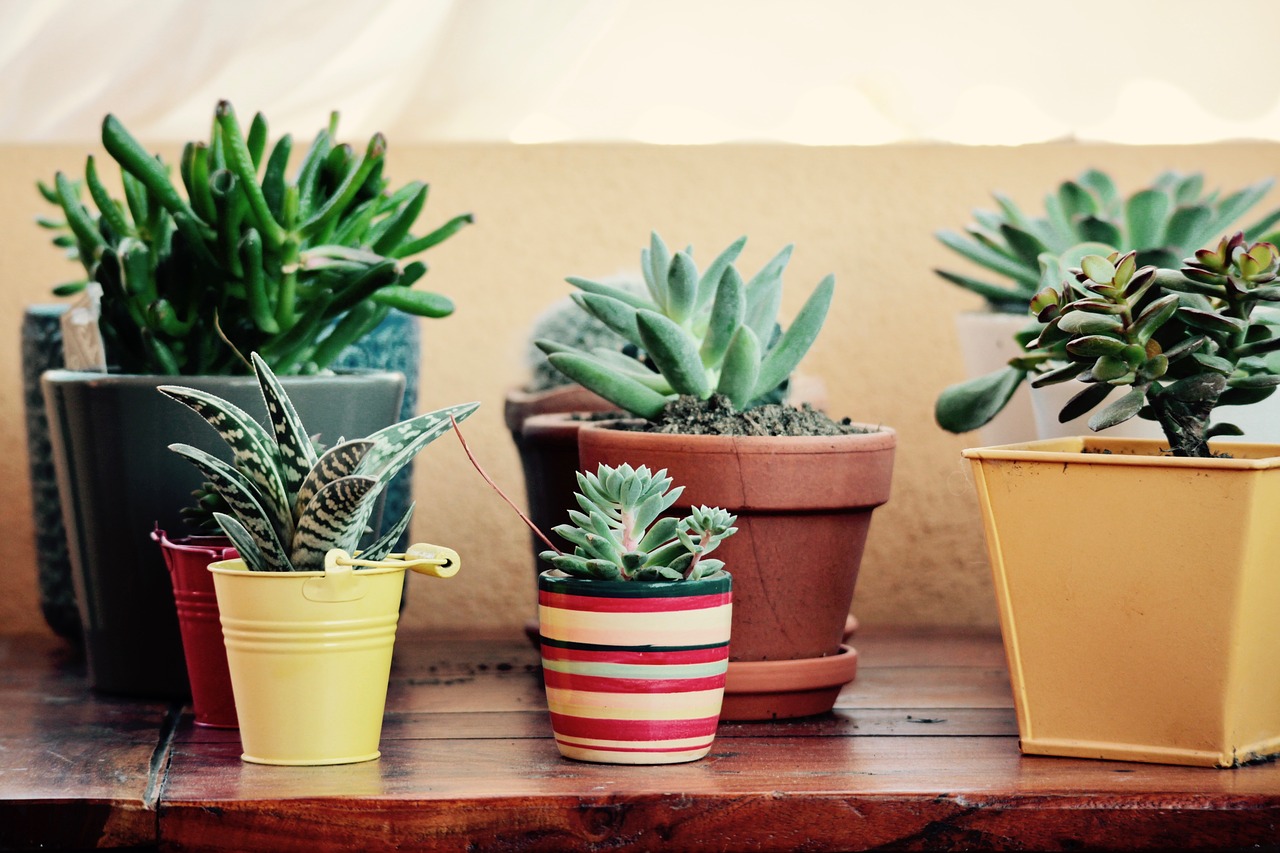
left=160, top=352, right=479, bottom=571
left=540, top=463, right=737, bottom=582
left=39, top=100, right=473, bottom=376
left=537, top=232, right=834, bottom=419
left=983, top=233, right=1280, bottom=458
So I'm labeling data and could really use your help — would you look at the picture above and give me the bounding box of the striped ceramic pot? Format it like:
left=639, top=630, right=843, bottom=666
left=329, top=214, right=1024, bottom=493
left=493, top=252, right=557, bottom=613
left=537, top=570, right=733, bottom=764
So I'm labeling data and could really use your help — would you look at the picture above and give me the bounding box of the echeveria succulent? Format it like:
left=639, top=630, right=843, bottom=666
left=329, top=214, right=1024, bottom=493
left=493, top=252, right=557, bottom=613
left=540, top=463, right=737, bottom=582
left=536, top=232, right=833, bottom=419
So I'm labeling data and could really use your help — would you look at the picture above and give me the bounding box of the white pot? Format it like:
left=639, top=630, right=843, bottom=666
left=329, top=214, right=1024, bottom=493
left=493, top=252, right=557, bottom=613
left=953, top=311, right=1037, bottom=446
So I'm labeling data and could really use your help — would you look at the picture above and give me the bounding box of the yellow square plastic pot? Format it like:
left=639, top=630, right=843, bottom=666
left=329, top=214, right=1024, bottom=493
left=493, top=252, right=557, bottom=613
left=964, top=436, right=1280, bottom=768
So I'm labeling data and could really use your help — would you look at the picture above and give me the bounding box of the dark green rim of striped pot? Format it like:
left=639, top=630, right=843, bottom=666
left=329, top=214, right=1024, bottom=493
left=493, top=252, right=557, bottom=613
left=538, top=570, right=731, bottom=598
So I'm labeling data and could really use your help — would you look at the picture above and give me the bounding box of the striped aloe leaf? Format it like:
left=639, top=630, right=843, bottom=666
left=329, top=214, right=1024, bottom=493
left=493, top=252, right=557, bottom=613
left=156, top=384, right=291, bottom=534
left=359, top=502, right=415, bottom=562
left=251, top=352, right=318, bottom=497
left=289, top=475, right=379, bottom=571
left=293, top=438, right=374, bottom=522
left=167, top=443, right=293, bottom=571
left=357, top=401, right=480, bottom=488
left=213, top=512, right=276, bottom=573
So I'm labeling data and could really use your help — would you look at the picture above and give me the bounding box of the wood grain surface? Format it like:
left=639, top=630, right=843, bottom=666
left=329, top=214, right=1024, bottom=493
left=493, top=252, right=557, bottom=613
left=4, top=630, right=1279, bottom=851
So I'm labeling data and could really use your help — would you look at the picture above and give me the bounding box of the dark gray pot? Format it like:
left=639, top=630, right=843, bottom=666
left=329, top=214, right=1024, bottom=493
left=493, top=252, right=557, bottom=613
left=21, top=307, right=421, bottom=642
left=42, top=369, right=406, bottom=699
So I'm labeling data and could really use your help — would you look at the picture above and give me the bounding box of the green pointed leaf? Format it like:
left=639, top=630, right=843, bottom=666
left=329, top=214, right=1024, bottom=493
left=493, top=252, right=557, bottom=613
left=646, top=232, right=672, bottom=310
left=752, top=274, right=834, bottom=399
left=936, top=229, right=1041, bottom=289
left=1077, top=169, right=1118, bottom=210
left=1074, top=215, right=1122, bottom=247
left=214, top=513, right=273, bottom=573
left=566, top=276, right=652, bottom=311
left=700, top=266, right=746, bottom=369
left=694, top=235, right=746, bottom=311
left=169, top=443, right=292, bottom=571
left=546, top=352, right=670, bottom=419
left=572, top=293, right=642, bottom=347
left=157, top=383, right=290, bottom=527
left=934, top=268, right=1035, bottom=308
left=358, top=401, right=480, bottom=489
left=359, top=502, right=415, bottom=563
left=636, top=310, right=711, bottom=398
left=251, top=353, right=318, bottom=497
left=636, top=516, right=681, bottom=553
left=290, top=475, right=379, bottom=571
left=999, top=224, right=1048, bottom=268
left=1065, top=335, right=1126, bottom=358
left=718, top=325, right=762, bottom=410
left=1178, top=307, right=1247, bottom=337
left=294, top=439, right=374, bottom=522
left=666, top=252, right=698, bottom=324
left=1163, top=205, right=1214, bottom=250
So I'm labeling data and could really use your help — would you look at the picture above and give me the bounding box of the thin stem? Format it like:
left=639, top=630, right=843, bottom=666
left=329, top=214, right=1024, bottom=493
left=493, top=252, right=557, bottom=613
left=449, top=414, right=561, bottom=555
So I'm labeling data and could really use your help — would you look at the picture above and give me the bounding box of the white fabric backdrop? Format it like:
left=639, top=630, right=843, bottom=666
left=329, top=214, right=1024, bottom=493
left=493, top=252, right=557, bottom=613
left=2, top=0, right=1279, bottom=145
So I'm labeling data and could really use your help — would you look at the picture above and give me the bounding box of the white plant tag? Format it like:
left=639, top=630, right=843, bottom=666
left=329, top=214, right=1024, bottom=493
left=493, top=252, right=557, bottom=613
left=59, top=283, right=107, bottom=371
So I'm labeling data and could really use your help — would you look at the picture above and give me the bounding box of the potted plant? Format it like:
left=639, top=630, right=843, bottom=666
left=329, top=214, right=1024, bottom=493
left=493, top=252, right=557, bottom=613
left=963, top=233, right=1280, bottom=767
left=935, top=169, right=1280, bottom=444
left=532, top=462, right=735, bottom=764
left=37, top=101, right=472, bottom=697
left=162, top=353, right=478, bottom=765
left=152, top=527, right=240, bottom=729
left=537, top=232, right=896, bottom=720
left=503, top=283, right=633, bottom=590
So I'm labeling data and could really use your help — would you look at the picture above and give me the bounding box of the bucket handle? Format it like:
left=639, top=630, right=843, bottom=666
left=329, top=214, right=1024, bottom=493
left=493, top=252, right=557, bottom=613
left=327, top=543, right=460, bottom=578
left=303, top=544, right=461, bottom=603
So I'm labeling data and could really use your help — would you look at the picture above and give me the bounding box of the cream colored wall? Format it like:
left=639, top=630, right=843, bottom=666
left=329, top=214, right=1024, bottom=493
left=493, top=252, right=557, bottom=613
left=3, top=141, right=1277, bottom=637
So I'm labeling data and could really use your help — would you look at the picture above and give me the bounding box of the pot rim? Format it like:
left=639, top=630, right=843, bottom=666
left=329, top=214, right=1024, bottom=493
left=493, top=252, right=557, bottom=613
left=42, top=367, right=404, bottom=386
left=964, top=435, right=1280, bottom=470
left=538, top=568, right=731, bottom=596
left=208, top=557, right=410, bottom=579
left=578, top=418, right=896, bottom=452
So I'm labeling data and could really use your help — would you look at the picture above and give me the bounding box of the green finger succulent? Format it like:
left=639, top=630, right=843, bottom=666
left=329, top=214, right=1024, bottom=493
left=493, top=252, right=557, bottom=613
left=1014, top=232, right=1280, bottom=457
left=39, top=101, right=473, bottom=376
left=536, top=232, right=834, bottom=419
left=540, top=463, right=737, bottom=582
left=160, top=352, right=479, bottom=571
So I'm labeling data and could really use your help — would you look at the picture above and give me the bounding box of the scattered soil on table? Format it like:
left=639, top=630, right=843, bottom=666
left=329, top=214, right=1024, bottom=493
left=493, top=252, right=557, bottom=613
left=617, top=395, right=873, bottom=437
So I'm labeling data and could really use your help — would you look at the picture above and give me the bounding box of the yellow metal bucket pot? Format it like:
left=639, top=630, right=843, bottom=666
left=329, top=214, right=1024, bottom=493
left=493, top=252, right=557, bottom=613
left=964, top=436, right=1280, bottom=768
left=209, top=545, right=459, bottom=766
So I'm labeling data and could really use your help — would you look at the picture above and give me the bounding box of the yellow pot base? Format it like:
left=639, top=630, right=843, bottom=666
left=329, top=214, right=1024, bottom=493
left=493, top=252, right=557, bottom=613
left=1021, top=732, right=1280, bottom=769
left=241, top=750, right=381, bottom=767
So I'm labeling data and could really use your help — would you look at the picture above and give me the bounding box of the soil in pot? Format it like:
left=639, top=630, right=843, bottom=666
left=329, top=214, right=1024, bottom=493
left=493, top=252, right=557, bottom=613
left=621, top=394, right=868, bottom=437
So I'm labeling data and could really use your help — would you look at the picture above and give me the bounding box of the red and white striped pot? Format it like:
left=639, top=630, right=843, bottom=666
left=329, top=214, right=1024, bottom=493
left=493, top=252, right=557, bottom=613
left=537, top=570, right=733, bottom=764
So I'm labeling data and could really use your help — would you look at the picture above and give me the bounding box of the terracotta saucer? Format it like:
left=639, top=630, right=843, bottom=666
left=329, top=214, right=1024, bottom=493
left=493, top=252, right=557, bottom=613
left=721, top=644, right=858, bottom=721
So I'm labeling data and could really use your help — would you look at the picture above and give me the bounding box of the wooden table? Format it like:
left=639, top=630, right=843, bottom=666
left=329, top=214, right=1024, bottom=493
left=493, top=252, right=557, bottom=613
left=3, top=628, right=1279, bottom=851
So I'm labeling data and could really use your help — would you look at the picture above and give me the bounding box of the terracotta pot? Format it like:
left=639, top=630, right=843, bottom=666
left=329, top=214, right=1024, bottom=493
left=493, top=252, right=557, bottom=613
left=577, top=422, right=895, bottom=720
left=153, top=530, right=238, bottom=728
left=538, top=570, right=733, bottom=764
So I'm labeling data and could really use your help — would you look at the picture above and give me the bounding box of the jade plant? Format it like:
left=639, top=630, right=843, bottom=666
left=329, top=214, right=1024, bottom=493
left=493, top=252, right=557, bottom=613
left=936, top=170, right=1280, bottom=434
left=540, top=463, right=737, bottom=582
left=160, top=352, right=479, bottom=571
left=936, top=168, right=1280, bottom=312
left=986, top=232, right=1280, bottom=458
left=39, top=100, right=472, bottom=376
left=537, top=232, right=833, bottom=419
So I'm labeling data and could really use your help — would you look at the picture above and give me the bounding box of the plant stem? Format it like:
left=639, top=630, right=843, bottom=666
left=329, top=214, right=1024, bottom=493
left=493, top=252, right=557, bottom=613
left=448, top=414, right=561, bottom=554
